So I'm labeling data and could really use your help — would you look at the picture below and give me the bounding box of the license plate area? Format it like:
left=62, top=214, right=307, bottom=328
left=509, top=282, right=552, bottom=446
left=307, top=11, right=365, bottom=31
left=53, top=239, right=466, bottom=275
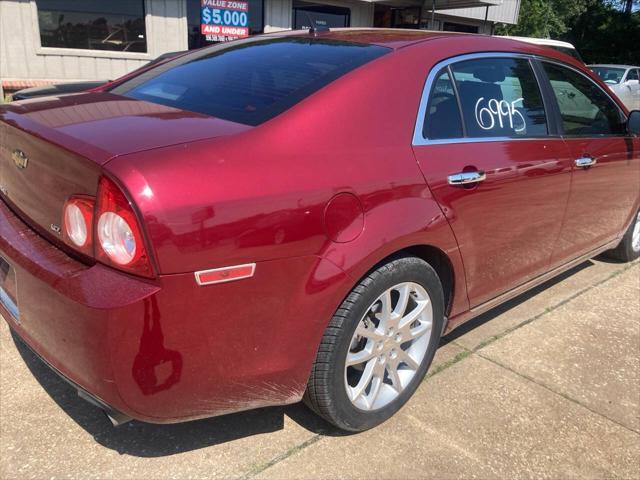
left=0, top=255, right=19, bottom=321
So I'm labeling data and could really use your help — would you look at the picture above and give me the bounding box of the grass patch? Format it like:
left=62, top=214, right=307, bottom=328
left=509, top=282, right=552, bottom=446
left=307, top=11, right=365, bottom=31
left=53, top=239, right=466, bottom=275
left=473, top=260, right=638, bottom=352
left=240, top=435, right=322, bottom=479
left=426, top=261, right=639, bottom=379
left=427, top=349, right=471, bottom=378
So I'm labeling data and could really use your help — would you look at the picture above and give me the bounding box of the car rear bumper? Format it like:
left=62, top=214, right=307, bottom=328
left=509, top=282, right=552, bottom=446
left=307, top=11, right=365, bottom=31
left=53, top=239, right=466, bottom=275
left=10, top=328, right=133, bottom=426
left=0, top=200, right=350, bottom=423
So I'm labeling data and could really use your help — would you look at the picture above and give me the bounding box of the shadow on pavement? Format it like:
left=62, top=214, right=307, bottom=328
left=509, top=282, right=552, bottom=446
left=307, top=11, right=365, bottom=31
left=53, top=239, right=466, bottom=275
left=592, top=252, right=626, bottom=264
left=10, top=259, right=600, bottom=456
left=11, top=331, right=338, bottom=457
left=441, top=260, right=594, bottom=344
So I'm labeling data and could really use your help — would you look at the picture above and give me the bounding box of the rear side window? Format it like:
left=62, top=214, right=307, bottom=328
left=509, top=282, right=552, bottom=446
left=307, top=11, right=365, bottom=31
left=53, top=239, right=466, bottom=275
left=423, top=70, right=464, bottom=140
left=450, top=58, right=548, bottom=138
left=111, top=38, right=389, bottom=126
left=627, top=69, right=639, bottom=81
left=542, top=62, right=626, bottom=136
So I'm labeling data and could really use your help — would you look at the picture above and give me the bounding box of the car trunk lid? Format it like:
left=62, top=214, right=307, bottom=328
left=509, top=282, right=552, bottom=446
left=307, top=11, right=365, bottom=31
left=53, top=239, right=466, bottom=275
left=0, top=92, right=251, bottom=244
left=4, top=92, right=251, bottom=162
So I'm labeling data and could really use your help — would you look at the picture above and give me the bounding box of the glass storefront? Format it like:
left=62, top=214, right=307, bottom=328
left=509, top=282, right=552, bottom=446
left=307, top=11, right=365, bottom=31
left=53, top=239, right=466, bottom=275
left=187, top=0, right=264, bottom=49
left=374, top=5, right=483, bottom=32
left=292, top=1, right=350, bottom=30
left=373, top=4, right=424, bottom=29
left=36, top=0, right=147, bottom=52
left=34, top=0, right=487, bottom=56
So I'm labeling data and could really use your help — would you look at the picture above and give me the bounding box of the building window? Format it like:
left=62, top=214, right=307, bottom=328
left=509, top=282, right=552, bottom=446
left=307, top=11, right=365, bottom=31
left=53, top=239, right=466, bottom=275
left=374, top=5, right=429, bottom=29
left=442, top=22, right=479, bottom=33
left=36, top=0, right=147, bottom=53
left=293, top=2, right=350, bottom=30
left=187, top=0, right=264, bottom=50
left=391, top=7, right=420, bottom=29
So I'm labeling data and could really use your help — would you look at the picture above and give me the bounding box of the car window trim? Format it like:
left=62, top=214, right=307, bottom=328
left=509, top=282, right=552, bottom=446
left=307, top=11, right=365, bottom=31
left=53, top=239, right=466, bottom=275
left=413, top=52, right=555, bottom=146
left=539, top=58, right=629, bottom=139
left=422, top=65, right=467, bottom=139
left=530, top=57, right=561, bottom=136
left=447, top=64, right=468, bottom=138
left=531, top=58, right=562, bottom=136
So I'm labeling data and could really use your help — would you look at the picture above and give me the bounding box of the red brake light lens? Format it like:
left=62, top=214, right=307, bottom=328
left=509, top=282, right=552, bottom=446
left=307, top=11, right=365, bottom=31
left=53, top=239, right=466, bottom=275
left=62, top=196, right=94, bottom=255
left=95, top=176, right=154, bottom=278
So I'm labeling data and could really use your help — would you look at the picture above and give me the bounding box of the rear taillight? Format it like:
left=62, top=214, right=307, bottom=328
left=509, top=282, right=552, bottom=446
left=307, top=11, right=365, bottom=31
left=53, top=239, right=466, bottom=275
left=94, top=176, right=154, bottom=278
left=62, top=196, right=94, bottom=255
left=97, top=212, right=137, bottom=265
left=61, top=177, right=155, bottom=278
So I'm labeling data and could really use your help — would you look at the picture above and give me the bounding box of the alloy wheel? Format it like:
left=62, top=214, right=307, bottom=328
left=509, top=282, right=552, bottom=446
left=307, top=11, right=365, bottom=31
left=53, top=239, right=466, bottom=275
left=344, top=282, right=433, bottom=411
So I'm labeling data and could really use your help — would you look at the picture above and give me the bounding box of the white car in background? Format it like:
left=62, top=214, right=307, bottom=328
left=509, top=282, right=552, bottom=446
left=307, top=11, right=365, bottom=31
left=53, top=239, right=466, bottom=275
left=589, top=65, right=640, bottom=111
left=499, top=36, right=584, bottom=63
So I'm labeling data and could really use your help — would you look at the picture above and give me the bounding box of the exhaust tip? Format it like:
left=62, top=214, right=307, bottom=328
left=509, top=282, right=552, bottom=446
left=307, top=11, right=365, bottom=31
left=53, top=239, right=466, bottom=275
left=77, top=389, right=132, bottom=427
left=104, top=409, right=132, bottom=427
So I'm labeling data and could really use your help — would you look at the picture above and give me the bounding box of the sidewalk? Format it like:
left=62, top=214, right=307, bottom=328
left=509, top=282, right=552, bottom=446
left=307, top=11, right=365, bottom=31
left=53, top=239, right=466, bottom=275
left=1, top=258, right=638, bottom=479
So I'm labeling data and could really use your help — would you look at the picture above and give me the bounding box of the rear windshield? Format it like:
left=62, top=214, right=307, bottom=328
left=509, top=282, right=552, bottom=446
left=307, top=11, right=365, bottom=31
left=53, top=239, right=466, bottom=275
left=111, top=37, right=389, bottom=126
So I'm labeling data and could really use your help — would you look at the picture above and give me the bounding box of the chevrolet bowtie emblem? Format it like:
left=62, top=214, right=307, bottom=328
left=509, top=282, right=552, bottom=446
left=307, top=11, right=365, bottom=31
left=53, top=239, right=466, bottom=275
left=12, top=149, right=28, bottom=170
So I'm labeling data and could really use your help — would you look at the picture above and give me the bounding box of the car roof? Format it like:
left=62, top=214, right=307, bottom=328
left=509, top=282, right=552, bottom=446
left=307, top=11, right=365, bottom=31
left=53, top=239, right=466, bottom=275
left=497, top=36, right=576, bottom=49
left=589, top=64, right=638, bottom=69
left=256, top=28, right=591, bottom=72
left=264, top=28, right=474, bottom=50
left=263, top=28, right=589, bottom=59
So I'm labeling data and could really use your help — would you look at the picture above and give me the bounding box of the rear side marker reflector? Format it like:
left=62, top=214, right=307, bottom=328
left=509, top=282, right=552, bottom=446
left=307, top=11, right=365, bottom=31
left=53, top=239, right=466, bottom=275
left=195, top=263, right=256, bottom=286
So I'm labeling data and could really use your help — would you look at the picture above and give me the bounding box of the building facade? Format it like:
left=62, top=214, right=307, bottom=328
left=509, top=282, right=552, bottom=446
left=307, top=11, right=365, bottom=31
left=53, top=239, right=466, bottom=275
left=0, top=0, right=520, bottom=96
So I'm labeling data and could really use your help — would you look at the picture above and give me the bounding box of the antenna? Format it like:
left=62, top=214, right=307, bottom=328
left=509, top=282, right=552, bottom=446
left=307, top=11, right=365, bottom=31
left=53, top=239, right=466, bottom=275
left=302, top=11, right=330, bottom=35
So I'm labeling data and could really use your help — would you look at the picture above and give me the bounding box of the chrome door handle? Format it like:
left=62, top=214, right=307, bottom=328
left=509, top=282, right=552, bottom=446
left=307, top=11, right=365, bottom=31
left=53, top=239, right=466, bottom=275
left=575, top=156, right=597, bottom=168
left=447, top=171, right=486, bottom=186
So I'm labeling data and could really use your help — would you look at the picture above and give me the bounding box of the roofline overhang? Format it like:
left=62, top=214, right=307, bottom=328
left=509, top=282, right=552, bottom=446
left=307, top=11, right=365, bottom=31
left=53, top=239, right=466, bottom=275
left=364, top=0, right=503, bottom=8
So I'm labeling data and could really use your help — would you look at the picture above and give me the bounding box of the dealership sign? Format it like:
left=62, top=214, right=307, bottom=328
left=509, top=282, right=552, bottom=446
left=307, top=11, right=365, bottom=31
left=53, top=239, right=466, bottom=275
left=201, top=0, right=249, bottom=41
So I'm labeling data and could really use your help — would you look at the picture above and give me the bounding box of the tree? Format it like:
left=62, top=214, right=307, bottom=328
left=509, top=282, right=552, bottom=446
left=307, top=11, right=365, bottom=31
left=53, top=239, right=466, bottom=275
left=496, top=0, right=589, bottom=38
left=566, top=0, right=640, bottom=63
left=496, top=0, right=640, bottom=64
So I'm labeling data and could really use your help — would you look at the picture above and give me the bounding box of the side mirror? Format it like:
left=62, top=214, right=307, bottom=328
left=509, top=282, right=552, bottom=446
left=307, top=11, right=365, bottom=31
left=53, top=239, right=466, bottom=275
left=628, top=110, right=640, bottom=136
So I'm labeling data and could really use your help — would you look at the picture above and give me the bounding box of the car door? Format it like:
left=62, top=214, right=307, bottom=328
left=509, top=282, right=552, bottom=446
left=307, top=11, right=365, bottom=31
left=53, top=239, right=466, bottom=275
left=611, top=68, right=639, bottom=111
left=412, top=54, right=572, bottom=307
left=540, top=61, right=640, bottom=265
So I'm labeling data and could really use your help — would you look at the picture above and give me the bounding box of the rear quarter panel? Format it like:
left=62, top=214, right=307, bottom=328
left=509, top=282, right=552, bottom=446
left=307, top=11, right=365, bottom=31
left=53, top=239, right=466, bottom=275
left=105, top=43, right=469, bottom=316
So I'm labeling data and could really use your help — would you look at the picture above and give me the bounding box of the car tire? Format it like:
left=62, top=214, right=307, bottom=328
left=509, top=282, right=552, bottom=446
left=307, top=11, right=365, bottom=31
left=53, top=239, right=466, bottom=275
left=304, top=256, right=444, bottom=432
left=606, top=211, right=640, bottom=263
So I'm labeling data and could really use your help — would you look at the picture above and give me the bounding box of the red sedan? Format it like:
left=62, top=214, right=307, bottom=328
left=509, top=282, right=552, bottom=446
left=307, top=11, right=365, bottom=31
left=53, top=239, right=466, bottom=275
left=1, top=29, right=639, bottom=432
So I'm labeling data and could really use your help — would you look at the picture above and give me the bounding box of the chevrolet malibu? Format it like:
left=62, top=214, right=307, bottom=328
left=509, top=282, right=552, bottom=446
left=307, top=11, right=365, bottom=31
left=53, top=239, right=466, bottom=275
left=1, top=29, right=639, bottom=432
